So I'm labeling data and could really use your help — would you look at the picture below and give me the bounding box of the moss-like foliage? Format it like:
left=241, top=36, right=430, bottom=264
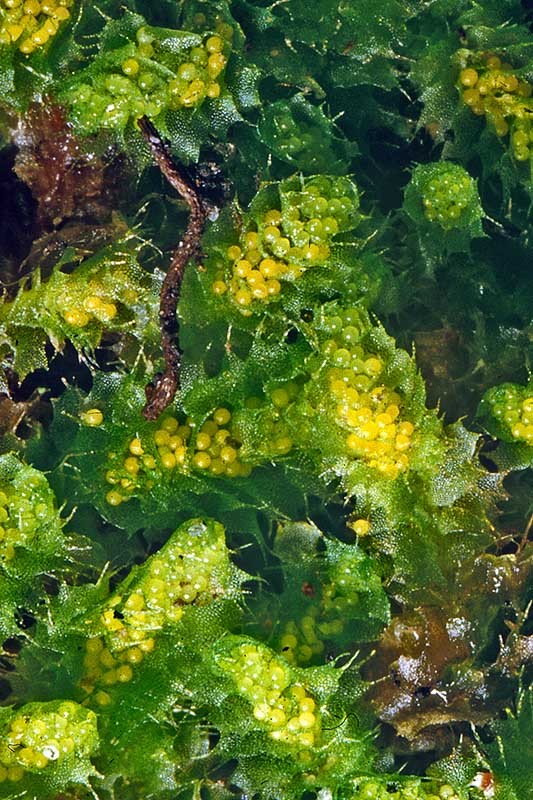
left=0, top=234, right=159, bottom=378
left=0, top=1, right=531, bottom=799
left=0, top=453, right=88, bottom=638
left=403, top=162, right=484, bottom=264
left=248, top=521, right=391, bottom=664
left=58, top=9, right=240, bottom=159
left=0, top=699, right=98, bottom=797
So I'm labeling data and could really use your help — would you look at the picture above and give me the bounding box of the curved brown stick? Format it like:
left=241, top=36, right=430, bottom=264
left=137, top=116, right=207, bottom=420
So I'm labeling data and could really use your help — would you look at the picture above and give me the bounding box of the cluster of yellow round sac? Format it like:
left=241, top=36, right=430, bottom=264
left=0, top=472, right=55, bottom=563
left=55, top=284, right=122, bottom=329
left=210, top=175, right=359, bottom=313
left=0, top=701, right=97, bottom=783
left=218, top=640, right=321, bottom=752
left=256, top=382, right=303, bottom=458
left=211, top=214, right=320, bottom=316
left=351, top=778, right=460, bottom=800
left=331, top=378, right=414, bottom=480
left=318, top=316, right=414, bottom=480
left=458, top=53, right=533, bottom=160
left=0, top=0, right=72, bottom=53
left=104, top=409, right=251, bottom=508
left=278, top=608, right=329, bottom=666
left=483, top=383, right=533, bottom=444
left=68, top=29, right=230, bottom=133
left=81, top=520, right=230, bottom=706
left=4, top=248, right=143, bottom=342
left=187, top=407, right=252, bottom=477
left=212, top=210, right=331, bottom=314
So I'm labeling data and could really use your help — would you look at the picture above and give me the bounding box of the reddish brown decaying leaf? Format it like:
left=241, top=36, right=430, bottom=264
left=13, top=103, right=119, bottom=230
left=363, top=607, right=483, bottom=746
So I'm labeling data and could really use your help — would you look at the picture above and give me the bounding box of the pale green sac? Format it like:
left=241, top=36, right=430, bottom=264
left=80, top=518, right=245, bottom=706
left=0, top=700, right=98, bottom=789
left=479, top=381, right=533, bottom=444
left=0, top=454, right=64, bottom=569
left=404, top=162, right=483, bottom=237
left=216, top=637, right=322, bottom=753
left=64, top=27, right=230, bottom=135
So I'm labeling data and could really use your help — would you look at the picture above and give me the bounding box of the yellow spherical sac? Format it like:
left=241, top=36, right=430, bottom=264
left=217, top=638, right=321, bottom=752
left=316, top=313, right=416, bottom=479
left=0, top=700, right=97, bottom=786
left=80, top=519, right=240, bottom=702
left=458, top=52, right=533, bottom=161
left=0, top=0, right=73, bottom=53
left=80, top=408, right=104, bottom=427
left=211, top=176, right=358, bottom=314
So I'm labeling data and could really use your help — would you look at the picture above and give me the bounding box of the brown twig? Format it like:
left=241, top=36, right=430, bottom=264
left=137, top=116, right=207, bottom=420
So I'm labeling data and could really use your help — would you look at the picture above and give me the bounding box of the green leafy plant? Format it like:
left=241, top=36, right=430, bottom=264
left=0, top=1, right=531, bottom=799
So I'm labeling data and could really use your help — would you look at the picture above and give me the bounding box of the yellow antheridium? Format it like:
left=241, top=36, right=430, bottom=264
left=81, top=520, right=231, bottom=705
left=458, top=53, right=533, bottom=160
left=0, top=0, right=73, bottom=54
left=105, top=409, right=251, bottom=507
left=0, top=701, right=97, bottom=783
left=348, top=518, right=371, bottom=536
left=218, top=640, right=322, bottom=752
left=485, top=384, right=533, bottom=444
left=319, top=312, right=415, bottom=479
left=80, top=408, right=104, bottom=427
